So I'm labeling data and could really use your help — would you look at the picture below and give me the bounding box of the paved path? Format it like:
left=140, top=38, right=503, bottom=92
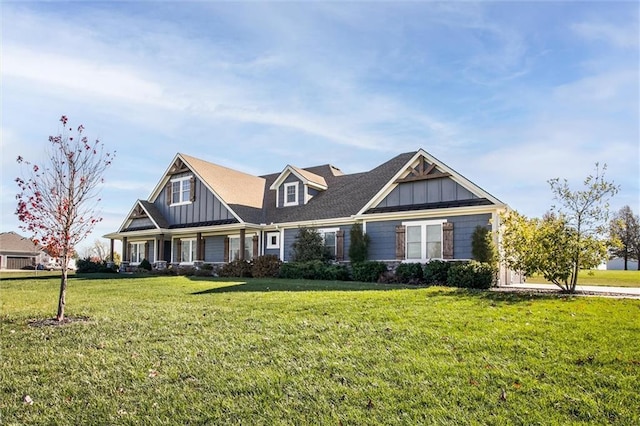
left=497, top=282, right=640, bottom=298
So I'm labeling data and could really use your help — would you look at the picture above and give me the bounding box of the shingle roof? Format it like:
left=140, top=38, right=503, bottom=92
left=180, top=153, right=266, bottom=209
left=139, top=200, right=170, bottom=229
left=0, top=232, right=42, bottom=254
left=260, top=151, right=417, bottom=223
left=288, top=166, right=327, bottom=188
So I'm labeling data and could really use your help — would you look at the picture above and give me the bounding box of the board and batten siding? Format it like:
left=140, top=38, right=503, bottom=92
left=365, top=214, right=491, bottom=261
left=277, top=174, right=303, bottom=207
left=376, top=178, right=478, bottom=208
left=154, top=172, right=234, bottom=226
left=281, top=225, right=352, bottom=262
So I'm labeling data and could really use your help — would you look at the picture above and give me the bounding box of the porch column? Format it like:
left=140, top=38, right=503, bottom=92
left=122, top=237, right=128, bottom=262
left=239, top=228, right=246, bottom=261
left=109, top=239, right=115, bottom=262
left=196, top=232, right=203, bottom=261
left=158, top=235, right=165, bottom=261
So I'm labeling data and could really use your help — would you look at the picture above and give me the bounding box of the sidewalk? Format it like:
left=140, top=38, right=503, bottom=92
left=497, top=282, right=640, bottom=298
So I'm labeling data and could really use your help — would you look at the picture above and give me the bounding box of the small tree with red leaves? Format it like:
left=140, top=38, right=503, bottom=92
left=15, top=116, right=115, bottom=321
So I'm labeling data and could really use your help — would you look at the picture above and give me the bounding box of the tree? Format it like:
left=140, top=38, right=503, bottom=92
left=15, top=116, right=114, bottom=321
left=609, top=205, right=640, bottom=270
left=501, top=164, right=618, bottom=292
left=348, top=222, right=370, bottom=263
left=291, top=227, right=330, bottom=262
left=471, top=225, right=497, bottom=264
left=82, top=239, right=110, bottom=262
left=548, top=163, right=619, bottom=290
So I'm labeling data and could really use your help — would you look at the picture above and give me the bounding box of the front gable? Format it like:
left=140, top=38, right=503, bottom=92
left=270, top=165, right=328, bottom=208
left=360, top=150, right=504, bottom=215
left=148, top=154, right=241, bottom=227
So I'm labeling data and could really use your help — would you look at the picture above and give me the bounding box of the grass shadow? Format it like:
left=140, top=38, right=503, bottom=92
left=191, top=278, right=420, bottom=294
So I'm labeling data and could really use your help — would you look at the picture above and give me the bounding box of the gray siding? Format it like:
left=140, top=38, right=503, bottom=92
left=154, top=172, right=234, bottom=226
left=365, top=214, right=491, bottom=260
left=377, top=178, right=477, bottom=208
left=282, top=225, right=352, bottom=262
left=204, top=236, right=226, bottom=263
left=278, top=174, right=303, bottom=207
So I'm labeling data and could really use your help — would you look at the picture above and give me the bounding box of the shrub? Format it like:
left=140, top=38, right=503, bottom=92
left=423, top=260, right=452, bottom=285
left=139, top=258, right=152, bottom=271
left=292, top=228, right=332, bottom=262
left=348, top=223, right=370, bottom=263
left=76, top=257, right=118, bottom=273
left=471, top=225, right=498, bottom=264
left=395, top=263, right=424, bottom=284
left=447, top=261, right=497, bottom=289
left=351, top=261, right=388, bottom=282
left=219, top=260, right=253, bottom=278
left=278, top=261, right=350, bottom=281
left=252, top=255, right=282, bottom=278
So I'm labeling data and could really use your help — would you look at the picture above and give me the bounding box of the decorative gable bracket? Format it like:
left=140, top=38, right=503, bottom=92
left=395, top=157, right=451, bottom=184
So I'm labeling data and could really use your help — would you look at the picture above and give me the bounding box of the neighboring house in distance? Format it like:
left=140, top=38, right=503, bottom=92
left=0, top=231, right=46, bottom=270
left=105, top=149, right=513, bottom=283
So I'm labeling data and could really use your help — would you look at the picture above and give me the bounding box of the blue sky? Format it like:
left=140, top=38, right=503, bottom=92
left=2, top=1, right=638, bottom=255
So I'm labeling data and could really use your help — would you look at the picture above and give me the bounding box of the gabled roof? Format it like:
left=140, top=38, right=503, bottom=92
left=269, top=165, right=328, bottom=191
left=358, top=149, right=505, bottom=214
left=147, top=153, right=267, bottom=221
left=0, top=231, right=42, bottom=254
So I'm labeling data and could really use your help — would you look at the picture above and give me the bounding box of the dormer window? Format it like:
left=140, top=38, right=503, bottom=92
left=284, top=182, right=298, bottom=206
left=170, top=176, right=193, bottom=206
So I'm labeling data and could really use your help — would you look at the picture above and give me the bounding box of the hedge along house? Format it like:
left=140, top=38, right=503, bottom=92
left=104, top=149, right=511, bottom=282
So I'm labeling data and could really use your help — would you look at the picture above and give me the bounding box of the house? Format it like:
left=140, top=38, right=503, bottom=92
left=105, top=149, right=511, bottom=282
left=0, top=231, right=46, bottom=270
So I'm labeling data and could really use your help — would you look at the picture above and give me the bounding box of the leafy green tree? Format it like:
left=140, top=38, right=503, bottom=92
left=501, top=164, right=618, bottom=292
left=609, top=205, right=640, bottom=270
left=471, top=225, right=497, bottom=264
left=548, top=163, right=619, bottom=290
left=348, top=222, right=370, bottom=263
left=291, top=227, right=330, bottom=262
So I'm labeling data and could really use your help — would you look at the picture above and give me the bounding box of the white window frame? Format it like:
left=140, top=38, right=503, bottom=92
left=266, top=232, right=280, bottom=249
left=130, top=242, right=145, bottom=264
left=283, top=182, right=298, bottom=206
left=170, top=176, right=192, bottom=206
left=401, top=220, right=446, bottom=263
left=229, top=235, right=254, bottom=261
left=180, top=238, right=197, bottom=264
left=319, top=227, right=339, bottom=257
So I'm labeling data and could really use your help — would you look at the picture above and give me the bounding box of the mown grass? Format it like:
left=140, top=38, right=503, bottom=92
left=1, top=276, right=639, bottom=425
left=527, top=269, right=640, bottom=287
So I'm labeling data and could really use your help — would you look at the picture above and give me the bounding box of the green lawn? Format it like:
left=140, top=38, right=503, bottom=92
left=526, top=269, right=640, bottom=287
left=1, top=276, right=639, bottom=425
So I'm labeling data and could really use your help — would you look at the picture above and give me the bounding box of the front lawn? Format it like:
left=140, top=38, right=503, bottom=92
left=1, top=276, right=638, bottom=424
left=526, top=269, right=640, bottom=287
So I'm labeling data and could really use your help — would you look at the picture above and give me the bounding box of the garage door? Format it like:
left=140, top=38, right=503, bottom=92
left=6, top=257, right=34, bottom=269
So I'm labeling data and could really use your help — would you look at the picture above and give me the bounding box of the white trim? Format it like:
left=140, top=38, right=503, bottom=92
left=269, top=166, right=328, bottom=191
left=276, top=187, right=280, bottom=208
left=179, top=238, right=197, bottom=264
left=169, top=176, right=192, bottom=206
left=355, top=205, right=506, bottom=222
left=283, top=182, right=299, bottom=206
left=357, top=149, right=505, bottom=215
left=279, top=229, right=285, bottom=261
left=401, top=219, right=446, bottom=263
left=266, top=232, right=280, bottom=249
left=129, top=241, right=146, bottom=264
left=318, top=227, right=340, bottom=257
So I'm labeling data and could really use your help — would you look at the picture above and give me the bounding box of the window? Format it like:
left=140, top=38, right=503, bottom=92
left=180, top=239, right=196, bottom=263
left=319, top=228, right=339, bottom=257
left=130, top=242, right=145, bottom=264
left=229, top=236, right=253, bottom=261
left=266, top=232, right=280, bottom=249
left=170, top=176, right=192, bottom=206
left=402, top=220, right=444, bottom=262
left=284, top=182, right=298, bottom=206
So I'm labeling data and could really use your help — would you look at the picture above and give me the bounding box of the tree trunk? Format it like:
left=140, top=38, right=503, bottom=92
left=623, top=253, right=628, bottom=270
left=57, top=261, right=68, bottom=321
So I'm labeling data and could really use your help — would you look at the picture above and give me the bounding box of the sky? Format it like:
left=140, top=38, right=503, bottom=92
left=1, top=1, right=638, bottom=256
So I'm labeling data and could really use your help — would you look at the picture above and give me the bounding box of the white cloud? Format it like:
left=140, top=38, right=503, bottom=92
left=571, top=21, right=639, bottom=49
